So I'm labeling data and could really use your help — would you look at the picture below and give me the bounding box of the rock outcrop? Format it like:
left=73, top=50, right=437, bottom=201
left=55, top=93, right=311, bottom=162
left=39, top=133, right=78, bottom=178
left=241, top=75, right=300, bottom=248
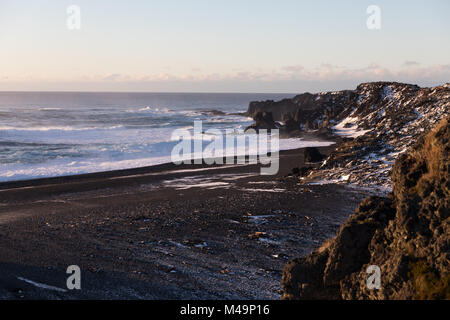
left=244, top=111, right=280, bottom=132
left=282, top=118, right=450, bottom=300
left=247, top=82, right=450, bottom=189
left=304, top=147, right=326, bottom=163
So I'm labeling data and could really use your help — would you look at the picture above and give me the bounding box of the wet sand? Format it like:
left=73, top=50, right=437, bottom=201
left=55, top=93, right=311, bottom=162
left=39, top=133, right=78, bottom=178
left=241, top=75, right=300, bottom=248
left=0, top=145, right=373, bottom=299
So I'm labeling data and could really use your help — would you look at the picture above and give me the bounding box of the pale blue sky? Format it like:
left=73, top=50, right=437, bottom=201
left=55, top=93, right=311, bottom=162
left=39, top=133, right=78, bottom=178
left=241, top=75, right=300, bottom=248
left=0, top=0, right=449, bottom=92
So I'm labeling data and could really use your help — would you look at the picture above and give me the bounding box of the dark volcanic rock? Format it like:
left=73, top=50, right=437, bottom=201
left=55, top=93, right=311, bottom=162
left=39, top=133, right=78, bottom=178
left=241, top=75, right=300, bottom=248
left=282, top=117, right=450, bottom=300
left=282, top=113, right=301, bottom=134
left=304, top=147, right=326, bottom=163
left=245, top=111, right=280, bottom=132
left=291, top=166, right=313, bottom=177
left=247, top=99, right=298, bottom=122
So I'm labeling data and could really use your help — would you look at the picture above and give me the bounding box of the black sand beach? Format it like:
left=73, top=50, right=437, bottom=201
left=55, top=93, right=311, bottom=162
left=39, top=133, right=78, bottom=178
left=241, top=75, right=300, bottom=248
left=0, top=144, right=373, bottom=299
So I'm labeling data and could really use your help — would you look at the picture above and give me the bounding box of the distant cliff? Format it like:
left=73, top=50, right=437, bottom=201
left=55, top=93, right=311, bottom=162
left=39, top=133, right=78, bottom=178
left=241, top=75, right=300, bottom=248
left=282, top=117, right=450, bottom=300
left=247, top=82, right=450, bottom=189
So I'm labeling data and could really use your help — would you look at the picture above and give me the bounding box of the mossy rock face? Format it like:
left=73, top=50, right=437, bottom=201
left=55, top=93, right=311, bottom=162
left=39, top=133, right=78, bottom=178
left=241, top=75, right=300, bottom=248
left=282, top=117, right=450, bottom=300
left=409, top=260, right=450, bottom=300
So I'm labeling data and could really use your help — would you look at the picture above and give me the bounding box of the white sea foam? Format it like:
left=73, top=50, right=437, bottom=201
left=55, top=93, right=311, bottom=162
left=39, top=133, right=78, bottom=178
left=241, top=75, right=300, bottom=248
left=38, top=107, right=62, bottom=111
left=0, top=138, right=334, bottom=182
left=240, top=188, right=286, bottom=193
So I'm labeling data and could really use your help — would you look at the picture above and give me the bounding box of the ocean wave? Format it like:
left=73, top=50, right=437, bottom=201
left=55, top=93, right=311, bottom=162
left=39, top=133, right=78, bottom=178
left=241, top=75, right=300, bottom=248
left=0, top=138, right=336, bottom=182
left=0, top=125, right=125, bottom=132
left=208, top=116, right=253, bottom=123
left=137, top=106, right=172, bottom=113
left=196, top=109, right=227, bottom=116
left=38, top=107, right=62, bottom=111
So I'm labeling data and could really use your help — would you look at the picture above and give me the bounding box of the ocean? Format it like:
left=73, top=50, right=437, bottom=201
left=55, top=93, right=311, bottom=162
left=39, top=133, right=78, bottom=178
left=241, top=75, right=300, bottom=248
left=0, top=92, right=333, bottom=182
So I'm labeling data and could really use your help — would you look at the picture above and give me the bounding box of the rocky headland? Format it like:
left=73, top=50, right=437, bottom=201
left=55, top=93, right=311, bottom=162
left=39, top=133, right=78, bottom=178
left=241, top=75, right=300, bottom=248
left=246, top=82, right=450, bottom=190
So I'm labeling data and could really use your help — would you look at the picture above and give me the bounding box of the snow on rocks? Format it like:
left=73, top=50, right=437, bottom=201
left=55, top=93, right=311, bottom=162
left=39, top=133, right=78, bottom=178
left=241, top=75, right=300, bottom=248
left=310, top=82, right=449, bottom=190
left=247, top=82, right=449, bottom=190
left=332, top=116, right=371, bottom=138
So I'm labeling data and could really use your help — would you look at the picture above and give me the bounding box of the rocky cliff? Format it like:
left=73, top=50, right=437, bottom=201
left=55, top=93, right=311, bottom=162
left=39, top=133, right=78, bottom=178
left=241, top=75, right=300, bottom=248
left=247, top=82, right=450, bottom=189
left=281, top=117, right=449, bottom=300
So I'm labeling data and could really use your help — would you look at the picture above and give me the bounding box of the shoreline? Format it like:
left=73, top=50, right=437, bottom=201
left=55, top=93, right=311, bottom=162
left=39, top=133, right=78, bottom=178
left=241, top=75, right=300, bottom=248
left=0, top=138, right=337, bottom=188
left=0, top=131, right=338, bottom=190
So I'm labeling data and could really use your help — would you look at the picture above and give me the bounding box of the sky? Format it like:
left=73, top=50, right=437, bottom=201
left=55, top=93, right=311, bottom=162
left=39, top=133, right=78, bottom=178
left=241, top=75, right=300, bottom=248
left=0, top=0, right=449, bottom=93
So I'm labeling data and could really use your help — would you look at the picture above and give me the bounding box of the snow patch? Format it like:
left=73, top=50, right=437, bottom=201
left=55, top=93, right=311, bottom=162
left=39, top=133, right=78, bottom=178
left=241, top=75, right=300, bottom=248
left=332, top=116, right=371, bottom=138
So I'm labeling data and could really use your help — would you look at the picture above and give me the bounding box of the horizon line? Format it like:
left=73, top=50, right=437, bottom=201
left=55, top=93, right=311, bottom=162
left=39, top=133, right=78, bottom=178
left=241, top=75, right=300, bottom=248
left=0, top=81, right=447, bottom=95
left=0, top=90, right=300, bottom=95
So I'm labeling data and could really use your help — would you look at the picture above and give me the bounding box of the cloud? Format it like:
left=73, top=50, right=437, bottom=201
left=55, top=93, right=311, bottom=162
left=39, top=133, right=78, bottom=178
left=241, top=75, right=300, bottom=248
left=2, top=63, right=449, bottom=92
left=281, top=65, right=304, bottom=73
left=272, top=62, right=450, bottom=83
left=103, top=73, right=124, bottom=81
left=404, top=60, right=421, bottom=67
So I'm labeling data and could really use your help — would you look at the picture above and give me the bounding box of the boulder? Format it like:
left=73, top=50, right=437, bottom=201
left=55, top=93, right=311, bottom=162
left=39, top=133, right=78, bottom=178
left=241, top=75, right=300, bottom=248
left=304, top=147, right=326, bottom=163
left=282, top=113, right=300, bottom=133
left=245, top=111, right=279, bottom=132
